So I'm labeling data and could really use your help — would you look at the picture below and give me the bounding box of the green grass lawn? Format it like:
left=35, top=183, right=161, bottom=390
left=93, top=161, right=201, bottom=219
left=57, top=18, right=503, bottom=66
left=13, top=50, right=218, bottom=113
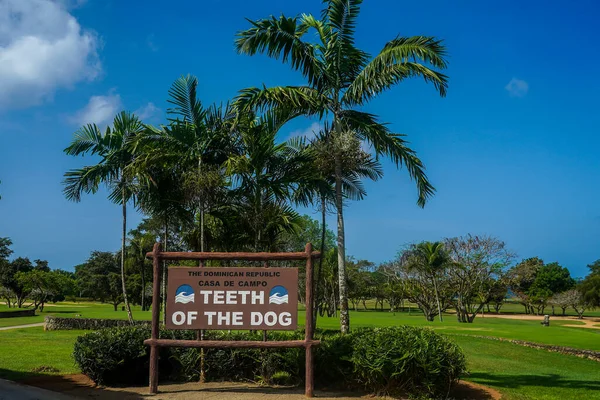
left=0, top=328, right=82, bottom=381
left=1, top=303, right=599, bottom=399
left=452, top=335, right=600, bottom=400
left=310, top=310, right=600, bottom=351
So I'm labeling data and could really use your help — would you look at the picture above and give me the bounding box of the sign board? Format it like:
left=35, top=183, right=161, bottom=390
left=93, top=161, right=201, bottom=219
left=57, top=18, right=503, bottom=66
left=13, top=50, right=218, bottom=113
left=166, top=267, right=298, bottom=330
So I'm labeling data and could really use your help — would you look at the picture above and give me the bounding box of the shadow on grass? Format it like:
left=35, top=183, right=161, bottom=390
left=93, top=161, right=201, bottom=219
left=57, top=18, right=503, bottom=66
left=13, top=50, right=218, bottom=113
left=469, top=372, right=600, bottom=391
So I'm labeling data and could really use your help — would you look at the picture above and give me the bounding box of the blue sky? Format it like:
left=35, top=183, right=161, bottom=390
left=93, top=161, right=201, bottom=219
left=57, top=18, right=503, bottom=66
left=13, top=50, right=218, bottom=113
left=0, top=0, right=599, bottom=277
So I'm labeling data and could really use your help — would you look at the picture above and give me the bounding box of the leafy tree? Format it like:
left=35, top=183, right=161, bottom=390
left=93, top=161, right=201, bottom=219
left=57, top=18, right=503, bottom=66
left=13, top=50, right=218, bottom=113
left=528, top=262, right=575, bottom=314
left=587, top=259, right=600, bottom=276
left=64, top=111, right=146, bottom=323
left=507, top=257, right=543, bottom=314
left=236, top=0, right=444, bottom=332
left=0, top=257, right=33, bottom=307
left=579, top=263, right=600, bottom=310
left=75, top=251, right=122, bottom=310
left=0, top=237, right=12, bottom=259
left=445, top=235, right=515, bottom=323
left=15, top=269, right=75, bottom=311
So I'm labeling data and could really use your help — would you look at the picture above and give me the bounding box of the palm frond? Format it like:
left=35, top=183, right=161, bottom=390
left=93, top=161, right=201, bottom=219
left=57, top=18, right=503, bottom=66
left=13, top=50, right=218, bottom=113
left=234, top=86, right=329, bottom=117
left=340, top=110, right=435, bottom=207
left=235, top=15, right=324, bottom=87
left=344, top=36, right=448, bottom=105
left=64, top=124, right=104, bottom=156
left=167, top=75, right=206, bottom=128
left=62, top=164, right=117, bottom=202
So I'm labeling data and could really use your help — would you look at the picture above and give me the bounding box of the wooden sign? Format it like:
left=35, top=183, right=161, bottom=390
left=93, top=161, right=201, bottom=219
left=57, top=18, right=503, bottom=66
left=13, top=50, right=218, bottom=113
left=166, top=267, right=298, bottom=330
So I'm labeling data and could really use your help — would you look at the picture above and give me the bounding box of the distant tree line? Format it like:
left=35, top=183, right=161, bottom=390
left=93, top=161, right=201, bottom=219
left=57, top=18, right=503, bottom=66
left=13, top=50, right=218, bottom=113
left=345, top=236, right=599, bottom=322
left=0, top=237, right=76, bottom=311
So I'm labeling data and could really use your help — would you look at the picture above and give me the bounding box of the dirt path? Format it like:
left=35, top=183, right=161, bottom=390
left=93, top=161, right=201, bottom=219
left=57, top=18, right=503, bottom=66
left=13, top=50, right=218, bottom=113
left=481, top=313, right=600, bottom=329
left=0, top=322, right=44, bottom=331
left=21, top=374, right=501, bottom=400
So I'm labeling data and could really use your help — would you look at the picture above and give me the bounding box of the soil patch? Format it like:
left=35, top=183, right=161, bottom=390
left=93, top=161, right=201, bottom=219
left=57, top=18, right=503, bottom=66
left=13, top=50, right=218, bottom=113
left=21, top=374, right=501, bottom=400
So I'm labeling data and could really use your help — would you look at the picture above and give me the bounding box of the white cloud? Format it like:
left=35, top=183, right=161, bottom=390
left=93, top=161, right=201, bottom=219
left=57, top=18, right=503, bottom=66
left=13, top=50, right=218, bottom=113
left=288, top=122, right=321, bottom=140
left=69, top=93, right=122, bottom=127
left=0, top=0, right=101, bottom=109
left=505, top=78, right=529, bottom=97
left=134, top=102, right=161, bottom=122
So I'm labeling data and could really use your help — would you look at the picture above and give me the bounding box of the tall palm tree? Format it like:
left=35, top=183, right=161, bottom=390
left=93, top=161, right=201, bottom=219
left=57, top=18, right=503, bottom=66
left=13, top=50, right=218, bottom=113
left=293, top=128, right=383, bottom=327
left=235, top=0, right=445, bottom=332
left=63, top=111, right=145, bottom=323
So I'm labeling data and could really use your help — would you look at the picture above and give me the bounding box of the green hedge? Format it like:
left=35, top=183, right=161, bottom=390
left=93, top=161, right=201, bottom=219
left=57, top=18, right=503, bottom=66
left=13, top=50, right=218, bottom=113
left=45, top=316, right=150, bottom=331
left=73, top=326, right=465, bottom=398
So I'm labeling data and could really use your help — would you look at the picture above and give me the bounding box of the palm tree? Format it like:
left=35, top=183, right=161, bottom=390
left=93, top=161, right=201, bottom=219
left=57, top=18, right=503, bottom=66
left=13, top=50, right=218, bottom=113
left=225, top=110, right=310, bottom=251
left=406, top=241, right=449, bottom=322
left=63, top=111, right=145, bottom=323
left=293, top=128, right=383, bottom=327
left=235, top=0, right=445, bottom=332
left=141, top=75, right=237, bottom=253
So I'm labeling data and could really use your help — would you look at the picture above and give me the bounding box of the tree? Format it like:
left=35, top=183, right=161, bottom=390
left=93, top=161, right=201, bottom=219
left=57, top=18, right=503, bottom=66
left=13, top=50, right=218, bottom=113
left=15, top=270, right=75, bottom=311
left=126, top=228, right=155, bottom=311
left=579, top=262, right=600, bottom=310
left=224, top=110, right=309, bottom=252
left=0, top=237, right=12, bottom=259
left=382, top=251, right=453, bottom=322
left=403, top=242, right=449, bottom=322
left=507, top=257, right=543, bottom=314
left=293, top=129, right=383, bottom=325
left=75, top=251, right=122, bottom=309
left=0, top=257, right=33, bottom=307
left=550, top=291, right=573, bottom=316
left=528, top=262, right=575, bottom=315
left=236, top=0, right=444, bottom=332
left=445, top=235, right=515, bottom=323
left=63, top=111, right=145, bottom=323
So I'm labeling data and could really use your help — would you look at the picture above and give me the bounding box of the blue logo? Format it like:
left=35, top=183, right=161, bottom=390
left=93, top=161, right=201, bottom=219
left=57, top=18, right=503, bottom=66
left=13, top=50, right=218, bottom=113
left=175, top=284, right=195, bottom=304
left=269, top=286, right=289, bottom=304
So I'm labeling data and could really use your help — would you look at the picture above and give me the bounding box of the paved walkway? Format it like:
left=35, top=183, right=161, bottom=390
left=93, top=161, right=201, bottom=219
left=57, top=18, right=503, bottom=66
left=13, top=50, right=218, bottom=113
left=0, top=323, right=44, bottom=331
left=0, top=379, right=75, bottom=400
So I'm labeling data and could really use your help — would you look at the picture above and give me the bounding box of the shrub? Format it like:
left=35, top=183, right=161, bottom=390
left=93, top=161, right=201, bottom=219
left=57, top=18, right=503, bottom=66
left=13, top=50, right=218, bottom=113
left=45, top=316, right=150, bottom=331
left=73, top=326, right=151, bottom=385
left=73, top=325, right=466, bottom=397
left=351, top=326, right=466, bottom=398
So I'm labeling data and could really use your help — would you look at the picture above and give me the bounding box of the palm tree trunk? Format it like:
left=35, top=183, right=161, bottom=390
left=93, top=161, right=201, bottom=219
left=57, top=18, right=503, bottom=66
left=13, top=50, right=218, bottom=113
left=162, top=217, right=168, bottom=325
left=121, top=189, right=134, bottom=323
left=334, top=151, right=349, bottom=334
left=140, top=253, right=146, bottom=312
left=432, top=276, right=443, bottom=322
left=200, top=208, right=205, bottom=252
left=314, top=195, right=327, bottom=328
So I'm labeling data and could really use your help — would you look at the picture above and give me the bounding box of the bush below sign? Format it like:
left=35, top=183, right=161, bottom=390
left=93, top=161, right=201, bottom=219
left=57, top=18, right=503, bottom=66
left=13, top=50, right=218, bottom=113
left=73, top=326, right=466, bottom=398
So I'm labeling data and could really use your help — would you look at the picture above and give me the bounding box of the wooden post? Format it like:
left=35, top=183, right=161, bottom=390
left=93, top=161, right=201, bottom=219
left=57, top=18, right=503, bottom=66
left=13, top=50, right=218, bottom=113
left=149, top=242, right=161, bottom=394
left=198, top=258, right=206, bottom=383
left=304, top=242, right=314, bottom=398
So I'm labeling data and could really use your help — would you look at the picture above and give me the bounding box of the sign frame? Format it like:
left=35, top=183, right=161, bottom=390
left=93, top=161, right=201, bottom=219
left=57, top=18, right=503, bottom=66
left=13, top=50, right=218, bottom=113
left=144, top=243, right=320, bottom=397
